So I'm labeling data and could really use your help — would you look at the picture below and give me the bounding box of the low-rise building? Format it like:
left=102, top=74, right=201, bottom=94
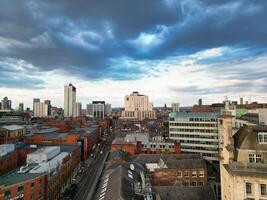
left=25, top=126, right=99, bottom=160
left=111, top=133, right=180, bottom=156
left=0, top=125, right=26, bottom=144
left=0, top=145, right=80, bottom=200
left=132, top=154, right=207, bottom=186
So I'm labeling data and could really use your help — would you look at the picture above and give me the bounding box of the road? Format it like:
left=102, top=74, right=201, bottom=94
left=73, top=144, right=109, bottom=200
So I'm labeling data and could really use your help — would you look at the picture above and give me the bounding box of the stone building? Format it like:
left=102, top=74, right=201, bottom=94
left=220, top=111, right=267, bottom=200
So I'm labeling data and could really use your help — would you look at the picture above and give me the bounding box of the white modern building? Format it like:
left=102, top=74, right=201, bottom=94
left=33, top=100, right=49, bottom=117
left=87, top=101, right=105, bottom=118
left=121, top=91, right=156, bottom=120
left=64, top=83, right=76, bottom=117
left=169, top=112, right=220, bottom=161
left=171, top=103, right=180, bottom=112
left=74, top=102, right=82, bottom=117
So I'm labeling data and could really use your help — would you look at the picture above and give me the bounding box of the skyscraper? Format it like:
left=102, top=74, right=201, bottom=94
left=44, top=100, right=52, bottom=115
left=171, top=103, right=180, bottom=112
left=33, top=100, right=49, bottom=117
left=19, top=103, right=24, bottom=112
left=64, top=84, right=76, bottom=117
left=74, top=102, right=82, bottom=117
left=33, top=98, right=40, bottom=112
left=2, top=97, right=12, bottom=110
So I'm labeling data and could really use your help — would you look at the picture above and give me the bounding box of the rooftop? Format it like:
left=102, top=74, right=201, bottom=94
left=1, top=124, right=25, bottom=131
left=132, top=154, right=206, bottom=169
left=0, top=165, right=45, bottom=187
left=153, top=185, right=216, bottom=200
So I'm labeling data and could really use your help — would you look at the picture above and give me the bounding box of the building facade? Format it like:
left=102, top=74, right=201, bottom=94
left=121, top=91, right=156, bottom=120
left=1, top=97, right=12, bottom=110
left=220, top=111, right=267, bottom=200
left=169, top=112, right=220, bottom=161
left=86, top=101, right=109, bottom=119
left=64, top=84, right=76, bottom=117
left=0, top=125, right=26, bottom=144
left=74, top=102, right=82, bottom=117
left=33, top=100, right=50, bottom=118
left=172, top=103, right=180, bottom=112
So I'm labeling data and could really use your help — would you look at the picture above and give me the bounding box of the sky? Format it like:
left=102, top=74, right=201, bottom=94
left=0, top=0, right=267, bottom=109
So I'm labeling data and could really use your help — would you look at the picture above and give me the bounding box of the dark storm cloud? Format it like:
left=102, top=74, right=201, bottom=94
left=0, top=0, right=267, bottom=87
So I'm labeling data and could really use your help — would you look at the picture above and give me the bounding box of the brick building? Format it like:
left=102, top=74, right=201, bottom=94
left=0, top=143, right=34, bottom=176
left=111, top=133, right=180, bottom=156
left=25, top=126, right=99, bottom=160
left=0, top=125, right=26, bottom=144
left=132, top=154, right=207, bottom=186
left=0, top=145, right=80, bottom=200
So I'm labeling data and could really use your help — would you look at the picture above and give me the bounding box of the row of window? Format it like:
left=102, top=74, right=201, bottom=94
left=4, top=179, right=42, bottom=199
left=246, top=182, right=267, bottom=197
left=142, top=144, right=175, bottom=149
left=170, top=128, right=218, bottom=133
left=179, top=140, right=219, bottom=146
left=182, top=145, right=219, bottom=152
left=176, top=170, right=205, bottom=178
left=189, top=118, right=217, bottom=122
left=170, top=123, right=217, bottom=127
left=249, top=154, right=264, bottom=163
left=183, top=181, right=204, bottom=186
left=170, top=133, right=218, bottom=140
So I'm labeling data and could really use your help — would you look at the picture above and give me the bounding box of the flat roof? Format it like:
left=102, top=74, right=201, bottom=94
left=0, top=167, right=45, bottom=187
left=1, top=125, right=25, bottom=131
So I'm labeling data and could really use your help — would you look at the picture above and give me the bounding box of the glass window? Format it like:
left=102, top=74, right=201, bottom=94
left=191, top=181, right=197, bottom=186
left=177, top=171, right=182, bottom=177
left=249, top=154, right=263, bottom=163
left=184, top=171, right=189, bottom=177
left=18, top=186, right=23, bottom=194
left=31, top=182, right=34, bottom=189
left=261, top=184, right=267, bottom=196
left=4, top=190, right=11, bottom=199
left=246, top=182, right=252, bottom=195
left=192, top=171, right=197, bottom=177
left=258, top=132, right=267, bottom=144
left=199, top=181, right=204, bottom=186
left=199, top=171, right=204, bottom=177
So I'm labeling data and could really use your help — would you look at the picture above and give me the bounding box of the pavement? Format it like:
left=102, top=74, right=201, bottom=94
left=73, top=144, right=110, bottom=200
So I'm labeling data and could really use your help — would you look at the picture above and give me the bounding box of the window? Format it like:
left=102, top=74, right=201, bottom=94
left=184, top=171, right=189, bottom=177
left=177, top=171, right=182, bottom=177
left=199, top=171, right=204, bottom=177
left=31, top=182, right=34, bottom=189
left=249, top=154, right=263, bottom=163
left=199, top=181, right=204, bottom=186
left=191, top=181, right=197, bottom=186
left=4, top=190, right=11, bottom=199
left=246, top=182, right=252, bottom=195
left=184, top=181, right=190, bottom=186
left=260, top=184, right=267, bottom=196
left=258, top=132, right=267, bottom=144
left=18, top=186, right=23, bottom=194
left=192, top=171, right=197, bottom=177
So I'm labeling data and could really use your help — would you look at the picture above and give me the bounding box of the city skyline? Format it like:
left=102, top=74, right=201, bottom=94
left=1, top=0, right=267, bottom=108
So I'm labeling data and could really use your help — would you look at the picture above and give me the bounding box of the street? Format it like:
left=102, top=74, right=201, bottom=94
left=73, top=144, right=109, bottom=200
